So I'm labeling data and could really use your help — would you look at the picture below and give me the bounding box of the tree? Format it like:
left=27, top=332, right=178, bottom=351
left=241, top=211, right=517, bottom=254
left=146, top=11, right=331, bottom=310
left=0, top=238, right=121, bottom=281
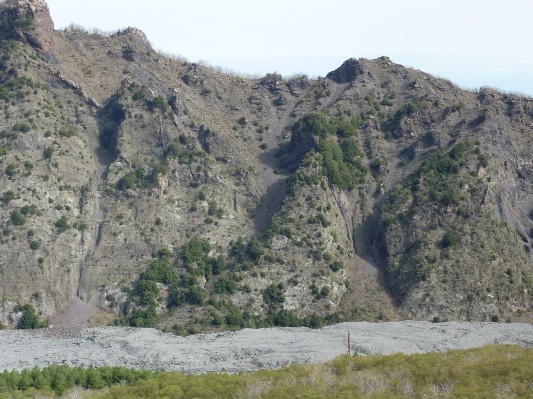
left=247, top=236, right=263, bottom=261
left=17, top=304, right=46, bottom=329
left=263, top=283, right=285, bottom=305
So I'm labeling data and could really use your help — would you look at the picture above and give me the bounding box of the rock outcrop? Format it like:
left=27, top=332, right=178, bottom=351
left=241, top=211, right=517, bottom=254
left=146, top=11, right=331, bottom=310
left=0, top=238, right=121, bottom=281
left=0, top=0, right=531, bottom=331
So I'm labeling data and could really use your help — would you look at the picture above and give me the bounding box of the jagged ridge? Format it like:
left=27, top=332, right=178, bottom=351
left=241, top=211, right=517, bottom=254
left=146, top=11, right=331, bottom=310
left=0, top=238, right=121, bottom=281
left=0, top=0, right=532, bottom=331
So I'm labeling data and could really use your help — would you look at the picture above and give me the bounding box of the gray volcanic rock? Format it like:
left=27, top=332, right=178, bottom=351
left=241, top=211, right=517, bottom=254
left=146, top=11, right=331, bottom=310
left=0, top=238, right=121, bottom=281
left=1, top=321, right=532, bottom=372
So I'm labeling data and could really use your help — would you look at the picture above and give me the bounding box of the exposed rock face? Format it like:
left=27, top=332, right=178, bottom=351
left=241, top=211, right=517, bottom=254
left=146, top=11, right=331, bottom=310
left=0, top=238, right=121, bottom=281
left=0, top=0, right=531, bottom=330
left=326, top=58, right=367, bottom=83
left=13, top=0, right=54, bottom=51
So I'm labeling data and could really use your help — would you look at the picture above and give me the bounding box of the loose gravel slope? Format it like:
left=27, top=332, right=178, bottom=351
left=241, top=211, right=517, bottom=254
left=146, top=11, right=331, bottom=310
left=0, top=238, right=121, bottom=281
left=1, top=321, right=532, bottom=372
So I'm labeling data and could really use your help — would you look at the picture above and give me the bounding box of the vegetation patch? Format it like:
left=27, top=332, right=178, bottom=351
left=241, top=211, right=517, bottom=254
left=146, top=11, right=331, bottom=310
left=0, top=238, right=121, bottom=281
left=2, top=345, right=528, bottom=398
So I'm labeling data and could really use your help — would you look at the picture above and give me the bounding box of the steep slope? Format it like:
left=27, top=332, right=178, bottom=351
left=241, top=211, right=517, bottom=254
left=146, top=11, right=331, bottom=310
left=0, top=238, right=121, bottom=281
left=0, top=0, right=531, bottom=330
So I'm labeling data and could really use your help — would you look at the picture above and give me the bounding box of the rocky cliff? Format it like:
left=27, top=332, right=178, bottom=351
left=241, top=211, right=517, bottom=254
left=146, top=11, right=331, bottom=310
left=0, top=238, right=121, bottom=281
left=0, top=0, right=532, bottom=330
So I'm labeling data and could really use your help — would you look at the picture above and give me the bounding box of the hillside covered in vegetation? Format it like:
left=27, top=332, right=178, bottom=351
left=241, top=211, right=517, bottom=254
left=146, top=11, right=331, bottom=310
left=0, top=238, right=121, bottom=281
left=0, top=0, right=532, bottom=332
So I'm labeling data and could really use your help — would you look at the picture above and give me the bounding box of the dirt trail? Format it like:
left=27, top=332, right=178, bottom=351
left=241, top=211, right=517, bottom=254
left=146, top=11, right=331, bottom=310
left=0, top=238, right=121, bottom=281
left=1, top=321, right=532, bottom=372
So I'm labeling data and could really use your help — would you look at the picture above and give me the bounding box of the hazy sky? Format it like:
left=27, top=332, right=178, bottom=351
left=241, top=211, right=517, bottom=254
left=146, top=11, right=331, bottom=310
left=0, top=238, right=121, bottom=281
left=45, top=0, right=533, bottom=96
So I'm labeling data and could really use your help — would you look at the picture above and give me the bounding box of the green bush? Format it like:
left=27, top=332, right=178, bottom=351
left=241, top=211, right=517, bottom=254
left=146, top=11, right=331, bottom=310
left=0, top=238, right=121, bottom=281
left=274, top=309, right=302, bottom=327
left=288, top=112, right=367, bottom=190
left=43, top=146, right=54, bottom=159
left=479, top=153, right=490, bottom=167
left=207, top=200, right=224, bottom=218
left=150, top=95, right=169, bottom=113
left=21, top=204, right=38, bottom=216
left=132, top=90, right=145, bottom=101
left=54, top=216, right=69, bottom=233
left=1, top=190, right=15, bottom=203
left=185, top=286, right=205, bottom=305
left=263, top=283, right=285, bottom=305
left=166, top=139, right=203, bottom=165
left=5, top=163, right=16, bottom=177
left=167, top=285, right=185, bottom=308
left=0, top=364, right=156, bottom=396
left=247, top=236, right=263, bottom=261
left=59, top=127, right=76, bottom=137
left=441, top=231, right=458, bottom=248
left=10, top=210, right=25, bottom=225
left=137, top=279, right=158, bottom=306
left=181, top=237, right=211, bottom=267
left=11, top=121, right=30, bottom=133
left=16, top=304, right=47, bottom=329
left=214, top=276, right=237, bottom=295
left=116, top=169, right=149, bottom=190
left=330, top=260, right=344, bottom=272
left=124, top=306, right=158, bottom=328
left=225, top=306, right=244, bottom=327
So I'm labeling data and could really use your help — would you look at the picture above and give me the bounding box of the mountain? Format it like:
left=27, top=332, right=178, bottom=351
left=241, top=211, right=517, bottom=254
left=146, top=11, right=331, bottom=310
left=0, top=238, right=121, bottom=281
left=0, top=0, right=532, bottom=331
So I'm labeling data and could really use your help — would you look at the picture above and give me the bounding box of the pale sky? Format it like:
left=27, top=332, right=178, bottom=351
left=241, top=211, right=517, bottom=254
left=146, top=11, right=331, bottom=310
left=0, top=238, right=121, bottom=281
left=45, top=0, right=533, bottom=96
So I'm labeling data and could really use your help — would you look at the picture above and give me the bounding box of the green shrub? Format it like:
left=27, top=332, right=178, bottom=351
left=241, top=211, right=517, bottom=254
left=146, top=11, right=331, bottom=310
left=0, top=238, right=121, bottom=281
left=54, top=216, right=69, bottom=233
left=441, top=231, right=458, bottom=248
left=263, top=283, right=285, bottom=305
left=59, top=127, right=76, bottom=137
left=1, top=190, right=15, bottom=203
left=181, top=237, right=211, bottom=267
left=479, top=153, right=489, bottom=167
left=0, top=364, right=156, bottom=396
left=274, top=309, right=302, bottom=327
left=5, top=163, right=16, bottom=177
left=132, top=90, right=145, bottom=101
left=225, top=306, right=244, bottom=327
left=16, top=304, right=47, bottom=329
left=214, top=276, right=237, bottom=295
left=11, top=121, right=30, bottom=133
left=166, top=139, right=203, bottom=164
left=116, top=169, right=146, bottom=190
left=23, top=160, right=33, bottom=173
left=137, top=279, right=158, bottom=306
left=127, top=306, right=158, bottom=327
left=151, top=95, right=169, bottom=113
left=319, top=286, right=330, bottom=298
left=122, top=44, right=134, bottom=61
left=43, top=146, right=54, bottom=159
left=185, top=286, right=205, bottom=305
left=167, top=285, right=185, bottom=308
left=10, top=210, right=25, bottom=225
left=247, top=236, right=263, bottom=261
left=21, top=204, right=38, bottom=216
left=330, top=260, right=344, bottom=272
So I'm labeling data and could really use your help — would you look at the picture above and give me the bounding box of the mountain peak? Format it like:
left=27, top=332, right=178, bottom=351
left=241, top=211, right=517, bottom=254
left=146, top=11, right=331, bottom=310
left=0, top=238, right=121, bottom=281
left=0, top=0, right=54, bottom=51
left=326, top=56, right=397, bottom=83
left=326, top=58, right=367, bottom=83
left=13, top=0, right=48, bottom=13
